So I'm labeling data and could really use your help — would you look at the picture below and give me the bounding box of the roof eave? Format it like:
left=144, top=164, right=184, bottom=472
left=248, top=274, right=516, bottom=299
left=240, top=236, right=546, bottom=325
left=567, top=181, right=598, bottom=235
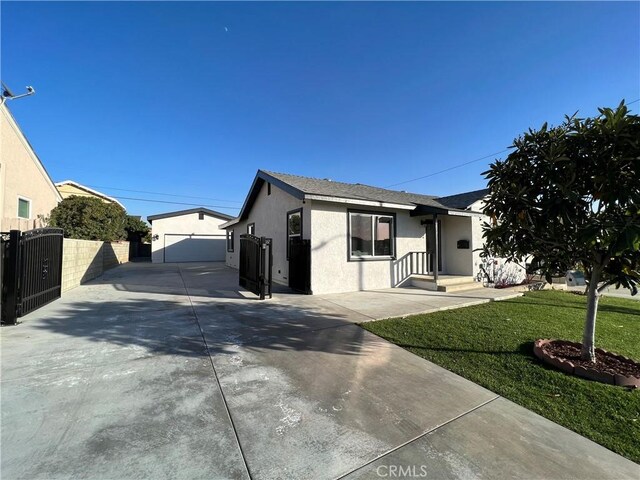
left=410, top=205, right=484, bottom=217
left=147, top=207, right=234, bottom=224
left=220, top=218, right=240, bottom=229
left=304, top=194, right=415, bottom=210
left=56, top=180, right=125, bottom=209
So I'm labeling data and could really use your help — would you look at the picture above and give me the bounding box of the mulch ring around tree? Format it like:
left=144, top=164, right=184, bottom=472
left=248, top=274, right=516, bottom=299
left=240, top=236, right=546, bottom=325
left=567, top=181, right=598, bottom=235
left=534, top=339, right=640, bottom=387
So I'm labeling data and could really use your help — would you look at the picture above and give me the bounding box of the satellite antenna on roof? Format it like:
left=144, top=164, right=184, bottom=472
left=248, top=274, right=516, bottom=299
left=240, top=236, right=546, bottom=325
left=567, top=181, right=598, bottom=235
left=1, top=82, right=35, bottom=103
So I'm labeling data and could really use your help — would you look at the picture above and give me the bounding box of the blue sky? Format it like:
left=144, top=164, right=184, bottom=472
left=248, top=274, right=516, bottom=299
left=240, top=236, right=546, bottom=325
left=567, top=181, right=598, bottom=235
left=3, top=1, right=639, bottom=220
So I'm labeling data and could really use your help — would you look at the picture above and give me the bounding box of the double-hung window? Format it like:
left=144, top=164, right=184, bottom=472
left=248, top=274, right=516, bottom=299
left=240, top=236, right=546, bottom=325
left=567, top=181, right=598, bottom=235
left=287, top=209, right=302, bottom=258
left=349, top=212, right=394, bottom=259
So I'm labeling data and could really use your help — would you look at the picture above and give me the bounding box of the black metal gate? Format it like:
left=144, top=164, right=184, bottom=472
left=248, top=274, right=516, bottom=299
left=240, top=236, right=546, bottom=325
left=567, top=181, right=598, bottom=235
left=1, top=228, right=64, bottom=325
left=239, top=234, right=272, bottom=300
left=289, top=238, right=311, bottom=294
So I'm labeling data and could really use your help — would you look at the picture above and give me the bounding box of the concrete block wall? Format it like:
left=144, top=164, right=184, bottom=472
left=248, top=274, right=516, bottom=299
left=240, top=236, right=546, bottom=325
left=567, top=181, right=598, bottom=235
left=61, top=239, right=104, bottom=293
left=103, top=241, right=129, bottom=270
left=61, top=239, right=129, bottom=293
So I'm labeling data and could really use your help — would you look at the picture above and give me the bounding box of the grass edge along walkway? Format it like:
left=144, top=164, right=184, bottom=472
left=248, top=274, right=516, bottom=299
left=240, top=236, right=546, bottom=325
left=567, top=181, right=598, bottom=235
left=360, top=290, right=640, bottom=463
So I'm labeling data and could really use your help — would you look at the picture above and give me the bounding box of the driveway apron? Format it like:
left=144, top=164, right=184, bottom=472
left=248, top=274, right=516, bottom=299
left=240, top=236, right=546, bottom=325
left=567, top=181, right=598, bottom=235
left=178, top=263, right=639, bottom=480
left=2, top=262, right=637, bottom=480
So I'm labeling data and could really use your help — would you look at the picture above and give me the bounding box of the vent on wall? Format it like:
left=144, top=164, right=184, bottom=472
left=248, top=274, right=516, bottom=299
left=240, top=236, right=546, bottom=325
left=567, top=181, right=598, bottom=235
left=457, top=239, right=470, bottom=249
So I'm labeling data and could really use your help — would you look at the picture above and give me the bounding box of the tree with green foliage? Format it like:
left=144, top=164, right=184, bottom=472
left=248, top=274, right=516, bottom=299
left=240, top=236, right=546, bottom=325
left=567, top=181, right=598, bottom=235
left=49, top=196, right=127, bottom=242
left=124, top=215, right=151, bottom=243
left=482, top=101, right=639, bottom=362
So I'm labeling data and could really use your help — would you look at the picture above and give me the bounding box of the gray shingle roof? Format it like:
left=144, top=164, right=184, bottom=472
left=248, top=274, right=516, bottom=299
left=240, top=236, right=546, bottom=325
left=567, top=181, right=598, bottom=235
left=261, top=170, right=485, bottom=210
left=222, top=170, right=488, bottom=226
left=261, top=171, right=444, bottom=207
left=435, top=189, right=489, bottom=209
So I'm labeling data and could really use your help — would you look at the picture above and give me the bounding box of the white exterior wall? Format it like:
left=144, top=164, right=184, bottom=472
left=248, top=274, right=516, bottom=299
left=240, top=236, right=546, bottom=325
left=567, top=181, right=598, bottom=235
left=151, top=212, right=228, bottom=263
left=441, top=215, right=474, bottom=276
left=471, top=212, right=487, bottom=280
left=225, top=182, right=306, bottom=286
left=310, top=202, right=426, bottom=295
left=470, top=199, right=527, bottom=284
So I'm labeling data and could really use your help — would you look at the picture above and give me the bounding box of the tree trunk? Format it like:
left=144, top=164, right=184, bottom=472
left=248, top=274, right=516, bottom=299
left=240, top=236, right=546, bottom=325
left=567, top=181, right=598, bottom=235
left=581, top=268, right=602, bottom=363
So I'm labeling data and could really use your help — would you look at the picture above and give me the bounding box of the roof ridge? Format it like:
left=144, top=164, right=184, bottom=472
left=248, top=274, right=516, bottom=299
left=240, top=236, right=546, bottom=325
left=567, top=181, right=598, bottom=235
left=260, top=170, right=437, bottom=199
left=147, top=207, right=234, bottom=222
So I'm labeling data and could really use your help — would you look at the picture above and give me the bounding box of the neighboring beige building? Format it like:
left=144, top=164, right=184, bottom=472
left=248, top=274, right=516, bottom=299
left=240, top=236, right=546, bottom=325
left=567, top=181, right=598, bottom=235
left=55, top=180, right=125, bottom=210
left=0, top=102, right=62, bottom=231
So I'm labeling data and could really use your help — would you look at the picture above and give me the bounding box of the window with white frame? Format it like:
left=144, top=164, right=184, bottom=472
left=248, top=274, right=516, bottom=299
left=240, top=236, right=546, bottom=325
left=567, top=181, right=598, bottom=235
left=349, top=212, right=394, bottom=259
left=17, top=197, right=31, bottom=219
left=227, top=229, right=234, bottom=252
left=287, top=209, right=302, bottom=258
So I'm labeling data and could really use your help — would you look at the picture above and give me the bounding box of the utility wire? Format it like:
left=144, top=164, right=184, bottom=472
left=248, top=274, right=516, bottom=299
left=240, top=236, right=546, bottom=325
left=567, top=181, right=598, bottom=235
left=59, top=190, right=240, bottom=210
left=385, top=149, right=510, bottom=188
left=84, top=184, right=243, bottom=204
left=385, top=98, right=640, bottom=189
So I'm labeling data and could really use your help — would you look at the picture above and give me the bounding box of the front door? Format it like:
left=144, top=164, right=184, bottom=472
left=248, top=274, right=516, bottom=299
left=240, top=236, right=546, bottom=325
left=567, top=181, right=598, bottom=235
left=425, top=220, right=442, bottom=273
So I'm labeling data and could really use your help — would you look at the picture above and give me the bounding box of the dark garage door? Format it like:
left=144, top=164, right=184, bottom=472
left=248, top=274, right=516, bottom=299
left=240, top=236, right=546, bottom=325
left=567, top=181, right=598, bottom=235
left=163, top=234, right=226, bottom=262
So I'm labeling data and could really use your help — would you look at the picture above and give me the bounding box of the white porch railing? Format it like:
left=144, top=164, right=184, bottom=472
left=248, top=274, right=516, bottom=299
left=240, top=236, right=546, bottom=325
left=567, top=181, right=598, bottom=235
left=392, top=251, right=433, bottom=286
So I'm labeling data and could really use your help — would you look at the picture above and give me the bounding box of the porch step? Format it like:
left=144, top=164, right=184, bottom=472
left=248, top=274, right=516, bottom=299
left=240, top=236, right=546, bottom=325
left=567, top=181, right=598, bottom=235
left=410, top=275, right=482, bottom=292
left=436, top=282, right=483, bottom=293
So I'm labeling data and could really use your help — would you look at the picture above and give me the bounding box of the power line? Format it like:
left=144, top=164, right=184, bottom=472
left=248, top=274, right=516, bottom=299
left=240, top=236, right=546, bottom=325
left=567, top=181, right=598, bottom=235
left=385, top=98, right=640, bottom=189
left=84, top=184, right=243, bottom=204
left=59, top=190, right=240, bottom=210
left=112, top=196, right=240, bottom=210
left=385, top=149, right=510, bottom=188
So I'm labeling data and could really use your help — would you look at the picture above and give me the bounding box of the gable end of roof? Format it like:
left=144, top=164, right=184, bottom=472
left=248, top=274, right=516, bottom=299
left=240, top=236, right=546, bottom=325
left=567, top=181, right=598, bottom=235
left=147, top=207, right=234, bottom=224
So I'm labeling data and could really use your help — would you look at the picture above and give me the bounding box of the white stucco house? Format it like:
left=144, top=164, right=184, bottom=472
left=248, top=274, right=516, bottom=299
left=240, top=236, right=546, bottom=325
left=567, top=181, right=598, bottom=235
left=147, top=208, right=233, bottom=263
left=221, top=170, right=525, bottom=295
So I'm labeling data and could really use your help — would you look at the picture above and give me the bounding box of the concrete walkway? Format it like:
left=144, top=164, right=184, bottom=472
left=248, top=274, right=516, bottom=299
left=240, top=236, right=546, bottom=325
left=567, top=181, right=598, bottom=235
left=567, top=284, right=639, bottom=300
left=319, top=284, right=522, bottom=321
left=1, top=263, right=637, bottom=479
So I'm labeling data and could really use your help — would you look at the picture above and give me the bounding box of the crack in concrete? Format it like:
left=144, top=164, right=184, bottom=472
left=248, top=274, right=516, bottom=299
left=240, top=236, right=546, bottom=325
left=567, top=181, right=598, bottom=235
left=334, top=395, right=501, bottom=480
left=177, top=265, right=253, bottom=480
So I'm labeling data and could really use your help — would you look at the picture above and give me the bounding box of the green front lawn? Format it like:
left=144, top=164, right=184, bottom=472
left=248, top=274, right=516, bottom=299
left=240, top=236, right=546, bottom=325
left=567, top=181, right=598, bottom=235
left=360, top=290, right=640, bottom=463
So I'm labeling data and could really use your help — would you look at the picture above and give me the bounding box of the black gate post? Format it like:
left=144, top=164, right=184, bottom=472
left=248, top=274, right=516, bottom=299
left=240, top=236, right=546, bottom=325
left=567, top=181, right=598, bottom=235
left=2, top=230, right=21, bottom=325
left=267, top=238, right=273, bottom=299
left=259, top=236, right=266, bottom=300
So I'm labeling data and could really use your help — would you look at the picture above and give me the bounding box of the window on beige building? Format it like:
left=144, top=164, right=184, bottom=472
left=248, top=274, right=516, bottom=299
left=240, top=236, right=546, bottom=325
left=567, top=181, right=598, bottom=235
left=17, top=197, right=31, bottom=219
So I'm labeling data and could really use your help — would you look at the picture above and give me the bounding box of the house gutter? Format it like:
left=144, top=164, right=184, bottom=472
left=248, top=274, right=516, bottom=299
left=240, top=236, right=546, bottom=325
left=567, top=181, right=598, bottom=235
left=303, top=194, right=415, bottom=210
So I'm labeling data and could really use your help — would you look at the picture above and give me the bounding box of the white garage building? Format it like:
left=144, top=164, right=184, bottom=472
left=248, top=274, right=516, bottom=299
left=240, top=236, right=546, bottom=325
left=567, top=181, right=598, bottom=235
left=148, top=208, right=233, bottom=263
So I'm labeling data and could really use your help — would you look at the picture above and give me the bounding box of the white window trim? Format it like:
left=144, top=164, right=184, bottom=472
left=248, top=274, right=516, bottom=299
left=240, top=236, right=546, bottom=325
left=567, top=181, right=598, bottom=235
left=227, top=229, right=234, bottom=252
left=286, top=208, right=303, bottom=260
left=17, top=196, right=32, bottom=219
left=348, top=211, right=395, bottom=260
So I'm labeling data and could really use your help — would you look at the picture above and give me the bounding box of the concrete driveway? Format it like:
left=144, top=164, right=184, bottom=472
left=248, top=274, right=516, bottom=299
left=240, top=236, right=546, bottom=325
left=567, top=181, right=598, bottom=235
left=1, top=262, right=637, bottom=480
